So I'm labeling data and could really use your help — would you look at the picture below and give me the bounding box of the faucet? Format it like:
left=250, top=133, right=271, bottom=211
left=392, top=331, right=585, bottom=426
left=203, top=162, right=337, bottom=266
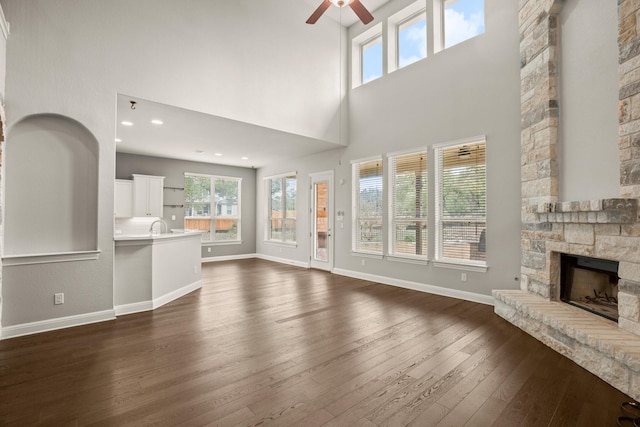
left=149, top=219, right=169, bottom=234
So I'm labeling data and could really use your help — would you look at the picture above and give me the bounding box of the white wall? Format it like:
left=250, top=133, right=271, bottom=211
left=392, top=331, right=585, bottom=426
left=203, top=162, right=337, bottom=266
left=559, top=0, right=619, bottom=201
left=258, top=0, right=522, bottom=299
left=0, top=0, right=344, bottom=332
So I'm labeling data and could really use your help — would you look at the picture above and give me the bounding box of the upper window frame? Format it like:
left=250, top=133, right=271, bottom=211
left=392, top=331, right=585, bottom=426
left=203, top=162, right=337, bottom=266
left=388, top=1, right=427, bottom=73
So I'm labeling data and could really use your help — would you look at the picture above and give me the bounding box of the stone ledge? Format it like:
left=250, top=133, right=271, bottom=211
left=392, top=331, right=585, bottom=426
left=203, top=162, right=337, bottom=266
left=530, top=198, right=638, bottom=224
left=493, top=289, right=640, bottom=401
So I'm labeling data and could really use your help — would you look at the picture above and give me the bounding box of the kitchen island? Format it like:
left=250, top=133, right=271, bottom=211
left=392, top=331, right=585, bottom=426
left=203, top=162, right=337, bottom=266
left=114, top=231, right=202, bottom=316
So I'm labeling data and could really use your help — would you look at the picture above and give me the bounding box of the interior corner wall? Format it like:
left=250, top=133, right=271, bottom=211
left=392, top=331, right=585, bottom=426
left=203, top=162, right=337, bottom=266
left=559, top=0, right=619, bottom=201
left=116, top=153, right=257, bottom=258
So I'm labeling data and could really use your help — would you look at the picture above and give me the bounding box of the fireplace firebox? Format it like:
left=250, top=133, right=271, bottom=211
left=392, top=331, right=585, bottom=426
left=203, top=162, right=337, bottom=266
left=560, top=254, right=619, bottom=322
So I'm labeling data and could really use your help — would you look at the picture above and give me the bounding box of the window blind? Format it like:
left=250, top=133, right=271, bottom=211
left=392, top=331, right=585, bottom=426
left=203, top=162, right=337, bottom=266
left=389, top=151, right=428, bottom=258
left=435, top=141, right=486, bottom=263
left=353, top=158, right=383, bottom=254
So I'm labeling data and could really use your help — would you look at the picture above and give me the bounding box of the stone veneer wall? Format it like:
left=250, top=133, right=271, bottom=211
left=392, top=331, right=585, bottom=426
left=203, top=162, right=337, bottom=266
left=493, top=0, right=640, bottom=401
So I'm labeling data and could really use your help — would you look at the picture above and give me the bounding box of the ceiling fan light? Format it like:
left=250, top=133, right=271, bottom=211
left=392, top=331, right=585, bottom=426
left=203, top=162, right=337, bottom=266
left=330, top=0, right=354, bottom=7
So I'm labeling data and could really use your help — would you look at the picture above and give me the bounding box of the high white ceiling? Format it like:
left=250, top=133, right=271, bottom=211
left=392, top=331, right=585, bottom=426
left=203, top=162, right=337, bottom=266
left=115, top=0, right=392, bottom=169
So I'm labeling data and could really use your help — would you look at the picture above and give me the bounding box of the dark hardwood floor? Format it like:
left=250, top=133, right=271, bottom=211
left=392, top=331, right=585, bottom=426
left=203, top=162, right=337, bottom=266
left=0, top=259, right=634, bottom=426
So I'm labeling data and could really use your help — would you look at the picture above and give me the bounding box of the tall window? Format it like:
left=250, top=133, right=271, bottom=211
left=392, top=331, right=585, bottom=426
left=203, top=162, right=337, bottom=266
left=434, top=139, right=486, bottom=265
left=352, top=157, right=383, bottom=254
left=184, top=173, right=241, bottom=242
left=443, top=0, right=485, bottom=49
left=266, top=173, right=297, bottom=243
left=362, top=35, right=383, bottom=84
left=397, top=11, right=427, bottom=69
left=389, top=150, right=428, bottom=259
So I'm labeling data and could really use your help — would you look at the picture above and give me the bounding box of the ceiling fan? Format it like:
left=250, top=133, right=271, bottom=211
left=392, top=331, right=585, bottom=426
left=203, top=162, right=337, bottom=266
left=306, top=0, right=374, bottom=25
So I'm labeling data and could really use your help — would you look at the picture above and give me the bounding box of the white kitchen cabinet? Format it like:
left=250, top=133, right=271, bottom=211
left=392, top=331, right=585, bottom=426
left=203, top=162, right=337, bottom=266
left=115, top=179, right=133, bottom=218
left=132, top=174, right=165, bottom=217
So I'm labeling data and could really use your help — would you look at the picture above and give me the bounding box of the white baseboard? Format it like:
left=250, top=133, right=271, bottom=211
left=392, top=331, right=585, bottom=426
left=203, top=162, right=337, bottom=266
left=153, top=280, right=202, bottom=309
left=332, top=268, right=494, bottom=306
left=115, top=280, right=203, bottom=317
left=1, top=309, right=116, bottom=340
left=201, top=253, right=257, bottom=263
left=114, top=301, right=153, bottom=316
left=256, top=254, right=309, bottom=269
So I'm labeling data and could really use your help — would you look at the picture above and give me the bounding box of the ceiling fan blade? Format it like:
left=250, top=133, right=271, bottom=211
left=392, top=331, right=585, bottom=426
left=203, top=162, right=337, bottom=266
left=349, top=0, right=374, bottom=25
left=306, top=0, right=332, bottom=24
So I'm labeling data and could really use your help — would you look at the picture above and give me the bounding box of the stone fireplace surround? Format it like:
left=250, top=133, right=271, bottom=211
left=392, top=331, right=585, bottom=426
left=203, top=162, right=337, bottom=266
left=493, top=1, right=640, bottom=401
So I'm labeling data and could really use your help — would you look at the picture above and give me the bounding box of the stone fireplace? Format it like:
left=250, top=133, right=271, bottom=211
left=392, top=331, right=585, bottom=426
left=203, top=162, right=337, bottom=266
left=493, top=0, right=640, bottom=402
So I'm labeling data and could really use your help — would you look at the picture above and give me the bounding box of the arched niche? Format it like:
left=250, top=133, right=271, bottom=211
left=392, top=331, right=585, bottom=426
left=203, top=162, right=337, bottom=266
left=4, top=114, right=99, bottom=256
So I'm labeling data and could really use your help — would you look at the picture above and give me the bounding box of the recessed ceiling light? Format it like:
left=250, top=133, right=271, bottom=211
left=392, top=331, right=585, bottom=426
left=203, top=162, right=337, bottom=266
left=121, top=121, right=133, bottom=126
left=195, top=150, right=204, bottom=153
left=241, top=156, right=249, bottom=160
left=151, top=119, right=163, bottom=125
left=214, top=153, right=223, bottom=156
left=115, top=138, right=122, bottom=142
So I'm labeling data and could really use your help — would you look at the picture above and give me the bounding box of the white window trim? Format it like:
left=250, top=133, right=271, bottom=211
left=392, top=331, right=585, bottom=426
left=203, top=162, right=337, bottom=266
left=265, top=173, right=297, bottom=244
left=352, top=23, right=383, bottom=88
left=388, top=0, right=427, bottom=73
left=351, top=156, right=384, bottom=256
left=386, top=148, right=429, bottom=261
left=433, top=135, right=487, bottom=268
left=184, top=173, right=242, bottom=244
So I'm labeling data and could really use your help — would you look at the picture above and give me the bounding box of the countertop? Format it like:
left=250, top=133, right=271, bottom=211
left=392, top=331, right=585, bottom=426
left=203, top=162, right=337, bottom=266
left=114, top=231, right=203, bottom=242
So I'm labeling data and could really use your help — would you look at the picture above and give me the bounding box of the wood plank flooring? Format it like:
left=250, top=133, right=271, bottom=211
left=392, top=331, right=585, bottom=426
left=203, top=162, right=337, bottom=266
left=0, top=259, right=634, bottom=426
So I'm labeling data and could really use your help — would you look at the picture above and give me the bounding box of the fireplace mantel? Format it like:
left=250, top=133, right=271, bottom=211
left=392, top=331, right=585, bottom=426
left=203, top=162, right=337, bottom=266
left=531, top=198, right=638, bottom=224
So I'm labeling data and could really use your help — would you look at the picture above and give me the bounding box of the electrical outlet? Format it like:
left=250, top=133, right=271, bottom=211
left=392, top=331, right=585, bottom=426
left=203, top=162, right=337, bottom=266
left=207, top=247, right=212, bottom=253
left=461, top=273, right=467, bottom=282
left=54, top=293, right=64, bottom=305
left=193, top=265, right=198, bottom=274
left=279, top=247, right=283, bottom=253
left=361, top=259, right=366, bottom=266
left=171, top=215, right=176, bottom=221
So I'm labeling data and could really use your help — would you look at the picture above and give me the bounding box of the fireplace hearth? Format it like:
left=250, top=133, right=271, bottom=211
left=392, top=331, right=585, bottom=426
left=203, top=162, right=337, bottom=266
left=560, top=254, right=619, bottom=322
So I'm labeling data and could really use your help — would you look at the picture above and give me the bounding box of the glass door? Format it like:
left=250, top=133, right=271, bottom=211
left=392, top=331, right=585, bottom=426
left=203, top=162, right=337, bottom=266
left=310, top=171, right=334, bottom=271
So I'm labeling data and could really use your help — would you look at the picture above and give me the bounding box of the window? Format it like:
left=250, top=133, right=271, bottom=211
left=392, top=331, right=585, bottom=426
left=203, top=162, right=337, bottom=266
left=443, top=0, right=485, bottom=49
left=398, top=12, right=427, bottom=69
left=266, top=173, right=297, bottom=243
left=352, top=23, right=383, bottom=88
left=184, top=173, right=241, bottom=242
left=362, top=35, right=383, bottom=84
left=434, top=139, right=486, bottom=265
left=352, top=157, right=383, bottom=254
left=388, top=150, right=428, bottom=259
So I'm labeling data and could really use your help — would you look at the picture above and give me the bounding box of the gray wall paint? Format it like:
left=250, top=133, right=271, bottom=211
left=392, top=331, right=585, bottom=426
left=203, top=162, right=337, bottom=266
left=116, top=153, right=257, bottom=258
left=258, top=0, right=522, bottom=298
left=559, top=0, right=619, bottom=201
left=5, top=114, right=99, bottom=255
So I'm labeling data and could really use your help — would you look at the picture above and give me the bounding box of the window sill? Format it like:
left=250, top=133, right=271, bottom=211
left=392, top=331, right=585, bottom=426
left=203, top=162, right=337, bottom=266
left=386, top=255, right=428, bottom=265
left=264, top=240, right=298, bottom=248
left=202, top=240, right=242, bottom=246
left=432, top=259, right=488, bottom=273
